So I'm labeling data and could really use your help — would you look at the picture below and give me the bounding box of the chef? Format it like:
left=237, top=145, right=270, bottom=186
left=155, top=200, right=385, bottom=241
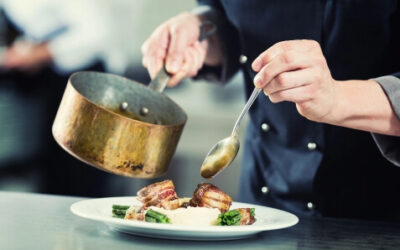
left=0, top=0, right=107, bottom=73
left=141, top=0, right=400, bottom=220
left=0, top=0, right=110, bottom=196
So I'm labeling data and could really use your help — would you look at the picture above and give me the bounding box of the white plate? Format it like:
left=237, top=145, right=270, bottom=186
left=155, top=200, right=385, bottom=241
left=71, top=196, right=299, bottom=241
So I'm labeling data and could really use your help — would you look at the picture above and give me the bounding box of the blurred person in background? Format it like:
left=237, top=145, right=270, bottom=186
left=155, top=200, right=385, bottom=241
left=142, top=0, right=400, bottom=220
left=0, top=0, right=111, bottom=196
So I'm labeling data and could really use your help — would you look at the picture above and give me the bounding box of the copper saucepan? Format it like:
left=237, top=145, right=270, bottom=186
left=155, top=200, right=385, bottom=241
left=52, top=70, right=187, bottom=178
left=52, top=22, right=216, bottom=178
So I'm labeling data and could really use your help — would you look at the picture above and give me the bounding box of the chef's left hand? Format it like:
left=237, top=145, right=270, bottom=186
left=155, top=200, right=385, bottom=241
left=1, top=41, right=51, bottom=73
left=252, top=40, right=337, bottom=122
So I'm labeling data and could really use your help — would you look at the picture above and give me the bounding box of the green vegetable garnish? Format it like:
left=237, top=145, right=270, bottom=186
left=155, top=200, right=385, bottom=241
left=217, top=208, right=256, bottom=226
left=250, top=208, right=256, bottom=217
left=111, top=205, right=171, bottom=223
left=145, top=209, right=171, bottom=224
left=217, top=210, right=242, bottom=226
left=111, top=204, right=130, bottom=218
left=112, top=205, right=130, bottom=210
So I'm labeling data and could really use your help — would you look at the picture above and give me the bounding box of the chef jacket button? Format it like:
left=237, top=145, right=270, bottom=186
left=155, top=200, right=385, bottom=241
left=307, top=142, right=317, bottom=151
left=261, top=186, right=269, bottom=194
left=261, top=123, right=270, bottom=132
left=239, top=54, right=248, bottom=64
left=307, top=202, right=315, bottom=210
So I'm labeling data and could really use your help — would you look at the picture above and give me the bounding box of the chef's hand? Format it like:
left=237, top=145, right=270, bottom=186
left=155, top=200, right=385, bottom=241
left=252, top=40, right=337, bottom=122
left=141, top=12, right=208, bottom=87
left=1, top=41, right=52, bottom=73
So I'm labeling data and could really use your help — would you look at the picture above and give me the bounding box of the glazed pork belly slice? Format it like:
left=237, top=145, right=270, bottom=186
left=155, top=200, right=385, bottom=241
left=190, top=183, right=232, bottom=213
left=137, top=180, right=179, bottom=210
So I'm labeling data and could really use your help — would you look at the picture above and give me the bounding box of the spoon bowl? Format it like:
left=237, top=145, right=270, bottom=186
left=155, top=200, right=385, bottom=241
left=200, top=135, right=240, bottom=179
left=200, top=87, right=261, bottom=179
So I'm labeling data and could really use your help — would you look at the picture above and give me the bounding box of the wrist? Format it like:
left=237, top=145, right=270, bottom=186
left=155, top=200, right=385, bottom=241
left=322, top=79, right=384, bottom=127
left=319, top=80, right=348, bottom=126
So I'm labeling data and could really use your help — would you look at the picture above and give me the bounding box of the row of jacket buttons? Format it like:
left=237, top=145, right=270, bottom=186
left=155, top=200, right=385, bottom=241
left=260, top=122, right=317, bottom=151
left=261, top=186, right=315, bottom=211
left=245, top=50, right=317, bottom=212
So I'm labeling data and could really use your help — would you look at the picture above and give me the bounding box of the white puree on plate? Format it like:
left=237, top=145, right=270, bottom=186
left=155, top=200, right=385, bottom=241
left=149, top=206, right=220, bottom=226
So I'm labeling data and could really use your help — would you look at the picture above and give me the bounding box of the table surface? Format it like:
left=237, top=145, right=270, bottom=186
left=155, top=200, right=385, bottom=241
left=1, top=191, right=400, bottom=250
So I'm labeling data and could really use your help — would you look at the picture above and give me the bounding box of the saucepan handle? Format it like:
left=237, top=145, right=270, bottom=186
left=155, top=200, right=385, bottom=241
left=148, top=21, right=217, bottom=93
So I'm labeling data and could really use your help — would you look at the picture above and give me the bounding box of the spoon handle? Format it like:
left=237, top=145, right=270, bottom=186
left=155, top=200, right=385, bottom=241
left=231, top=87, right=262, bottom=136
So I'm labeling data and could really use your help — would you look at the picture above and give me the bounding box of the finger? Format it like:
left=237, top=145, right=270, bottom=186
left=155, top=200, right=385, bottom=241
left=254, top=50, right=314, bottom=88
left=252, top=40, right=320, bottom=71
left=148, top=57, right=164, bottom=79
left=144, top=48, right=164, bottom=79
left=189, top=42, right=205, bottom=76
left=264, top=68, right=315, bottom=95
left=168, top=43, right=203, bottom=85
left=186, top=48, right=198, bottom=77
left=141, top=24, right=169, bottom=55
left=142, top=28, right=169, bottom=77
left=197, top=41, right=207, bottom=70
left=165, top=25, right=190, bottom=74
left=145, top=57, right=153, bottom=77
left=267, top=84, right=312, bottom=104
left=167, top=50, right=193, bottom=87
left=142, top=56, right=148, bottom=68
left=167, top=72, right=185, bottom=87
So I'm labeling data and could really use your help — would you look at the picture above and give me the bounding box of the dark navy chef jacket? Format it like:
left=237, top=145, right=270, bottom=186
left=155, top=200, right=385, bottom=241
left=197, top=0, right=400, bottom=220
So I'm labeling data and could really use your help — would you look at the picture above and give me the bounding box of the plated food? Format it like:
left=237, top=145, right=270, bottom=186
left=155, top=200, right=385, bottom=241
left=71, top=193, right=298, bottom=240
left=112, top=180, right=256, bottom=226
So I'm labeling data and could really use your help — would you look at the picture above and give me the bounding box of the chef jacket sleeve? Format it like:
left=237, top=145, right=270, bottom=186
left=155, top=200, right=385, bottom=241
left=193, top=0, right=241, bottom=84
left=371, top=75, right=400, bottom=167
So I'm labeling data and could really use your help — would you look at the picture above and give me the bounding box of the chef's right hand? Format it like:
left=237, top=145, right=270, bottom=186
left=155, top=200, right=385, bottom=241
left=141, top=12, right=208, bottom=87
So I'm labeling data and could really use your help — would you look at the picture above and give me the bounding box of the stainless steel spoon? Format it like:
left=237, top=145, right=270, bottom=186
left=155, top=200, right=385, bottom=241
left=200, top=87, right=262, bottom=179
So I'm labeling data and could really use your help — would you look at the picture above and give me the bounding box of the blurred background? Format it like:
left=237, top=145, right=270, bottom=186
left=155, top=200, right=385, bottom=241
left=0, top=0, right=247, bottom=199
